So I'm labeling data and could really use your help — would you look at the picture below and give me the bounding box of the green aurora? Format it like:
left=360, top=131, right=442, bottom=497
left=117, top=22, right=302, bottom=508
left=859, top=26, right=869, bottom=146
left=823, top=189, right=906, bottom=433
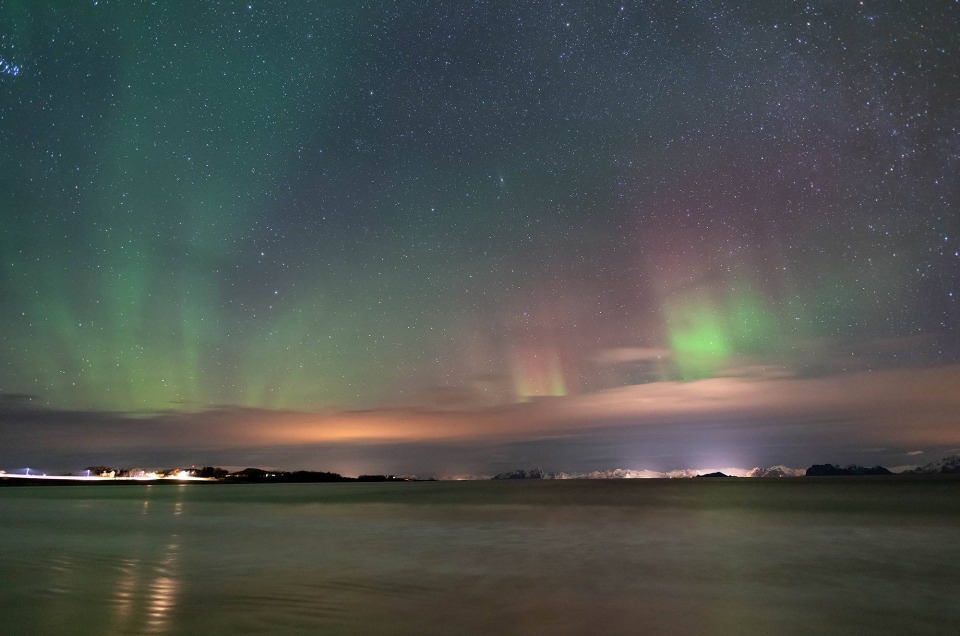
left=1, top=1, right=956, bottom=416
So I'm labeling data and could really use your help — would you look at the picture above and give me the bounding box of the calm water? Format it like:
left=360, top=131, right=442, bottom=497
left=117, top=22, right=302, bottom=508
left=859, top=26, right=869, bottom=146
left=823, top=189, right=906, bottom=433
left=1, top=479, right=958, bottom=635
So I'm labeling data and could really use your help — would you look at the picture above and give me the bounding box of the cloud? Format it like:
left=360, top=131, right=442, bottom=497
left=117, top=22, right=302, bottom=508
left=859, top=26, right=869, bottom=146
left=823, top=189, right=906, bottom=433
left=2, top=365, right=960, bottom=474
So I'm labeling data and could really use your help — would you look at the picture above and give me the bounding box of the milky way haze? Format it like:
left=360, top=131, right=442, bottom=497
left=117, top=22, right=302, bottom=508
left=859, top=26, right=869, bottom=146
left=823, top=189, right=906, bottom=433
left=1, top=2, right=958, bottom=474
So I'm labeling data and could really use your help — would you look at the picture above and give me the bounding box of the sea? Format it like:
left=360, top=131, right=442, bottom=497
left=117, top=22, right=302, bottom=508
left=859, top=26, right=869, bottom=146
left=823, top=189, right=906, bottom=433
left=1, top=478, right=958, bottom=635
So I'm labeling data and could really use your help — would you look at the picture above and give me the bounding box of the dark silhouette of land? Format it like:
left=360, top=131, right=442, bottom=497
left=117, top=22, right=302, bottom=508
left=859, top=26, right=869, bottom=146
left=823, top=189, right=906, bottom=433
left=4, top=455, right=960, bottom=486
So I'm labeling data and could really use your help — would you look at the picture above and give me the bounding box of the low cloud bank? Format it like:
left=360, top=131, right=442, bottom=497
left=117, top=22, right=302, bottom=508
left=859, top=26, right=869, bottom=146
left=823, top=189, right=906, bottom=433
left=2, top=365, right=959, bottom=475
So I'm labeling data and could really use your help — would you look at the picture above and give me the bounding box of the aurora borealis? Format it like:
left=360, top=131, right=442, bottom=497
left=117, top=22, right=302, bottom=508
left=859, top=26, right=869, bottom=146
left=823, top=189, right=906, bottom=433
left=1, top=1, right=958, bottom=475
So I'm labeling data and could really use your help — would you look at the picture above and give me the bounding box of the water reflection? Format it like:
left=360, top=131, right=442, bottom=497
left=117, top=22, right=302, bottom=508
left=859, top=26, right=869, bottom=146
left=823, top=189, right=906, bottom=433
left=35, top=486, right=187, bottom=635
left=143, top=539, right=180, bottom=633
left=110, top=557, right=138, bottom=623
left=117, top=486, right=182, bottom=635
left=7, top=481, right=958, bottom=635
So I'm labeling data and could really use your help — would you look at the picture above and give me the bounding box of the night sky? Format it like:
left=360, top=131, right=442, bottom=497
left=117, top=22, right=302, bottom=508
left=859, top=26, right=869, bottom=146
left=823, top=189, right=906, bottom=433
left=1, top=1, right=958, bottom=476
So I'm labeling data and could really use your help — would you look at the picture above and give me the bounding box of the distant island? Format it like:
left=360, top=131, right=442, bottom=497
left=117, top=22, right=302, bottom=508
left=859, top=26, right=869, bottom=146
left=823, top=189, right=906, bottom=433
left=3, top=455, right=959, bottom=485
left=492, top=455, right=960, bottom=480
left=0, top=465, right=412, bottom=485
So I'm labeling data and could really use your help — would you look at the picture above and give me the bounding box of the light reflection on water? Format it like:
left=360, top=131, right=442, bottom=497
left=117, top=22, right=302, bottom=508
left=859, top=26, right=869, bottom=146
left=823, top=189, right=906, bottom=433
left=11, top=484, right=187, bottom=634
left=144, top=570, right=177, bottom=634
left=106, top=544, right=181, bottom=633
left=109, top=557, right=138, bottom=624
left=1, top=480, right=959, bottom=635
left=117, top=487, right=182, bottom=635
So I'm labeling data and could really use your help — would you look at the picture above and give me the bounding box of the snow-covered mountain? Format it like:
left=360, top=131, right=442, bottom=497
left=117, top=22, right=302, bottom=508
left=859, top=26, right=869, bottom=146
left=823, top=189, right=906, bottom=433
left=548, top=467, right=754, bottom=479
left=806, top=464, right=893, bottom=476
left=746, top=465, right=805, bottom=478
left=458, top=456, right=960, bottom=480
left=904, top=454, right=960, bottom=475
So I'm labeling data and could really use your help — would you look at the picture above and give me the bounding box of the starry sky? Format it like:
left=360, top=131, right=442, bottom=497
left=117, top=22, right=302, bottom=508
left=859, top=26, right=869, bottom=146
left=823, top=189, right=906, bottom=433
left=1, top=1, right=958, bottom=475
